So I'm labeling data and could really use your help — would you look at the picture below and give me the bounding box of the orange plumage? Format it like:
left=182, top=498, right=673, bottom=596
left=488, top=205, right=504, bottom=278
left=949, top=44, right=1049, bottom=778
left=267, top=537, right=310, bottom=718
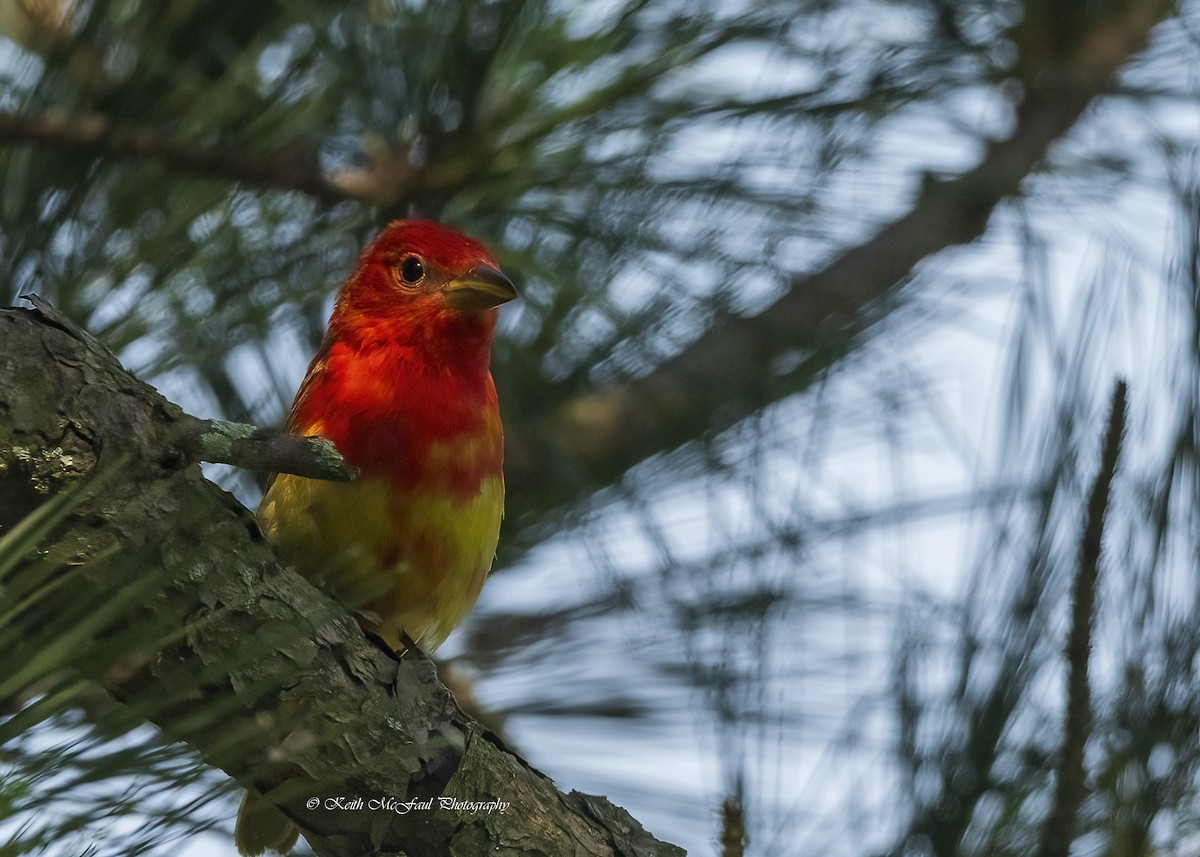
left=236, top=219, right=515, bottom=856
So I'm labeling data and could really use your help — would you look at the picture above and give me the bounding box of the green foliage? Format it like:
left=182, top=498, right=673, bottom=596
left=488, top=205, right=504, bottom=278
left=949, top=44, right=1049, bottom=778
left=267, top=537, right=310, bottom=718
left=0, top=467, right=235, bottom=856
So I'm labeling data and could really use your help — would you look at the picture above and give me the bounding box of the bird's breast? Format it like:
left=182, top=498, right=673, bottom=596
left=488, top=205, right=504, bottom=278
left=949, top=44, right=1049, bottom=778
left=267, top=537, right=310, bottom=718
left=295, top=339, right=504, bottom=498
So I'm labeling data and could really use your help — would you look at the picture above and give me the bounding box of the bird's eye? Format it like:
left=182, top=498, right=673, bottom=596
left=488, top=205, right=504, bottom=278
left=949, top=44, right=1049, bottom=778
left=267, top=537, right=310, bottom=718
left=397, top=255, right=425, bottom=286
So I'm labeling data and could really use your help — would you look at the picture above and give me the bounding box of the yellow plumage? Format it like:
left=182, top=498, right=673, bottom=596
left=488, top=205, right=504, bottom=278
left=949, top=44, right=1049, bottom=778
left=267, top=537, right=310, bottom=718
left=258, top=469, right=503, bottom=651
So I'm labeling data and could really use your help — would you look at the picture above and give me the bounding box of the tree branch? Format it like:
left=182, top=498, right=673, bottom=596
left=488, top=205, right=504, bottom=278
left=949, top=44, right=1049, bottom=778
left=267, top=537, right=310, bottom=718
left=0, top=108, right=430, bottom=206
left=172, top=418, right=358, bottom=481
left=1037, top=380, right=1128, bottom=857
left=0, top=303, right=683, bottom=857
left=502, top=0, right=1171, bottom=517
left=22, top=294, right=356, bottom=482
left=0, top=108, right=352, bottom=201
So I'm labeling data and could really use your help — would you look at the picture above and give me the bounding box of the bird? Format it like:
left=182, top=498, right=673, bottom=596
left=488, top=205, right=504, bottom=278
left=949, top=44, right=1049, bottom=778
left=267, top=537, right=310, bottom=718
left=234, top=219, right=516, bottom=856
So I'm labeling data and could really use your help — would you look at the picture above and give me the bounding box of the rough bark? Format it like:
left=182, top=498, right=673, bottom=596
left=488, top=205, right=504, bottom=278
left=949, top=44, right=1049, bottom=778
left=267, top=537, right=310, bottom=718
left=0, top=301, right=683, bottom=857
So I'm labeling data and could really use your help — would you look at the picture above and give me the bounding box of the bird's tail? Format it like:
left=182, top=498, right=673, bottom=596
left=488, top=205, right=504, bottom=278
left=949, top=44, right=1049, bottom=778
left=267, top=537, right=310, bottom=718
left=235, top=789, right=299, bottom=856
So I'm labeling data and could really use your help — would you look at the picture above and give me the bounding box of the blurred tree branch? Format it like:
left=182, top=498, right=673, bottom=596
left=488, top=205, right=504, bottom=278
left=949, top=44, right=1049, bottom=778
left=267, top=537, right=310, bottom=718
left=0, top=108, right=425, bottom=205
left=0, top=302, right=683, bottom=857
left=501, top=0, right=1172, bottom=517
left=0, top=4, right=1171, bottom=530
left=1037, top=380, right=1128, bottom=857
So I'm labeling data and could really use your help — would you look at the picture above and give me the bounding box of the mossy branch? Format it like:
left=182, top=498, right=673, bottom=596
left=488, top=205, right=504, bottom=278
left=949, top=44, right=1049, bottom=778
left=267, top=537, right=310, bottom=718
left=22, top=295, right=356, bottom=483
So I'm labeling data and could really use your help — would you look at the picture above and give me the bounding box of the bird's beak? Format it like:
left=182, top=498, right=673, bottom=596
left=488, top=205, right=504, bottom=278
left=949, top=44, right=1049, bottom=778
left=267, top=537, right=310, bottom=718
left=443, top=263, right=517, bottom=311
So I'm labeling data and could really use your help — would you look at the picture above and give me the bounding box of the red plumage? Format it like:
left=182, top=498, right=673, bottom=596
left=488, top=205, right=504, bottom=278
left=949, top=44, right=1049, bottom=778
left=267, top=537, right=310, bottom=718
left=288, top=220, right=507, bottom=495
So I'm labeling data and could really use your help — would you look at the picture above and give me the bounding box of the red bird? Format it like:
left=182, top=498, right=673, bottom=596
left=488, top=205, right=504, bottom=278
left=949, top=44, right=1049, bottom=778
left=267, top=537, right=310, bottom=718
left=236, top=219, right=516, bottom=855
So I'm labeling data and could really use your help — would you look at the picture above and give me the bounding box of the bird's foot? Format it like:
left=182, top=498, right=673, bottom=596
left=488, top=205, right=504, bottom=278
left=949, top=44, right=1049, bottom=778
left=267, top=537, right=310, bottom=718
left=364, top=630, right=403, bottom=663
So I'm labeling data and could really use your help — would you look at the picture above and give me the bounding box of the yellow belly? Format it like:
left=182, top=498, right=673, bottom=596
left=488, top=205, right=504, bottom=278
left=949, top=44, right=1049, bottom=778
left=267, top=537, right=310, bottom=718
left=257, top=471, right=503, bottom=652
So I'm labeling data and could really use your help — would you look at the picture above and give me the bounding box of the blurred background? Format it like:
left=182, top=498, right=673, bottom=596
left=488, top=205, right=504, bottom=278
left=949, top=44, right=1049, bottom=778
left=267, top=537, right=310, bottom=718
left=1, top=0, right=1199, bottom=855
